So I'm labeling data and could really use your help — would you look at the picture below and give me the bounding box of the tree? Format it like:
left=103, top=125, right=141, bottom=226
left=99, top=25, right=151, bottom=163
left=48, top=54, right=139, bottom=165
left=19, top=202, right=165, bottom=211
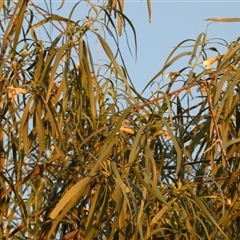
left=0, top=1, right=239, bottom=239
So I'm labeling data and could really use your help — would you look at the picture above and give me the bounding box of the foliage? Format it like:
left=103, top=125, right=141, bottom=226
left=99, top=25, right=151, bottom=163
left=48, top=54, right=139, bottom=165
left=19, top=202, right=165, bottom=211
left=0, top=1, right=240, bottom=240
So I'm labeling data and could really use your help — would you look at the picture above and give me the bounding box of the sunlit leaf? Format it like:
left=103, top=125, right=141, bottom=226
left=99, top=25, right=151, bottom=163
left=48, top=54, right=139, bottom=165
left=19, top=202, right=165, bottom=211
left=205, top=17, right=240, bottom=22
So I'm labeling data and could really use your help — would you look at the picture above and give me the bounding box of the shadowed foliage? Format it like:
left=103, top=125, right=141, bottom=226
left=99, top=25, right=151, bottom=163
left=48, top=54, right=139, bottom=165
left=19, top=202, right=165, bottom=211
left=0, top=1, right=240, bottom=240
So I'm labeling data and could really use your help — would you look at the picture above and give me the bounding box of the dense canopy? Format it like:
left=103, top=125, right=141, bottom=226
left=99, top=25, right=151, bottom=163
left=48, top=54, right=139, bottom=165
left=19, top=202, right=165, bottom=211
left=0, top=1, right=239, bottom=239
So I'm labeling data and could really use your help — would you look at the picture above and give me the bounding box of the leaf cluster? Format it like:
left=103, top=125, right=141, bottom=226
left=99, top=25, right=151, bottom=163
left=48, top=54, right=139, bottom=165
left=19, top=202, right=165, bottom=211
left=0, top=1, right=239, bottom=240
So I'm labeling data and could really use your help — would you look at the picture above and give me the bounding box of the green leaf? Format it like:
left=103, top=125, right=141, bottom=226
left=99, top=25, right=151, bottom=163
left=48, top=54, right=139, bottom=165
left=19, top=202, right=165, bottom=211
left=189, top=190, right=227, bottom=238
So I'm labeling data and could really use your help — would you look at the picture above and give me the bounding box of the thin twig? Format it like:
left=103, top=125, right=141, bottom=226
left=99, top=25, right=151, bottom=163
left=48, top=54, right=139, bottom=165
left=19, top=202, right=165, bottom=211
left=131, top=81, right=200, bottom=112
left=203, top=80, right=229, bottom=169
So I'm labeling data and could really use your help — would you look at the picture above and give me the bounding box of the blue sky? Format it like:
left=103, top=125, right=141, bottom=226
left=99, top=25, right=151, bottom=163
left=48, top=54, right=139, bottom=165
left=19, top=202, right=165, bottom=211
left=122, top=2, right=240, bottom=92
left=49, top=1, right=240, bottom=94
